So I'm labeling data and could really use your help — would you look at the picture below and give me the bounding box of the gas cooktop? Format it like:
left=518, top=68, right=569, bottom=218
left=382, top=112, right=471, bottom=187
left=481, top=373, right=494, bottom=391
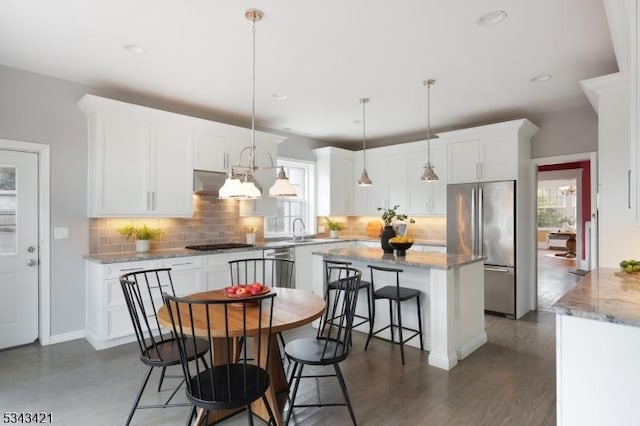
left=185, top=243, right=254, bottom=251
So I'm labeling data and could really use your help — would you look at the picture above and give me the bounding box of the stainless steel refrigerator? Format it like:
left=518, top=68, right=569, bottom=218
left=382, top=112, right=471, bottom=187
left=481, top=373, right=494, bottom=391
left=447, top=180, right=516, bottom=317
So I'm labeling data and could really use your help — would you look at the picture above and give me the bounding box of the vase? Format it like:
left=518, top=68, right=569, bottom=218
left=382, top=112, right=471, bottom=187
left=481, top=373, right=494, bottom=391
left=135, top=239, right=150, bottom=253
left=380, top=226, right=396, bottom=254
left=330, top=230, right=339, bottom=239
left=246, top=233, right=256, bottom=245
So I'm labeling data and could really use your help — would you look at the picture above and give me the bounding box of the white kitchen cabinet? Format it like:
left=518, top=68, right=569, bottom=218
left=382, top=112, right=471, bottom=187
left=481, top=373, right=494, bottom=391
left=444, top=132, right=516, bottom=184
left=203, top=250, right=259, bottom=290
left=295, top=241, right=353, bottom=295
left=353, top=151, right=408, bottom=215
left=408, top=139, right=447, bottom=215
left=194, top=132, right=229, bottom=173
left=79, top=95, right=194, bottom=217
left=313, top=147, right=354, bottom=216
left=85, top=256, right=204, bottom=350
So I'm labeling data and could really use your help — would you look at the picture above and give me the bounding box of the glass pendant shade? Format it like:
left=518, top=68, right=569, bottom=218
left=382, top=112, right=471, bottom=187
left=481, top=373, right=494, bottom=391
left=358, top=169, right=373, bottom=186
left=218, top=174, right=243, bottom=199
left=269, top=167, right=297, bottom=197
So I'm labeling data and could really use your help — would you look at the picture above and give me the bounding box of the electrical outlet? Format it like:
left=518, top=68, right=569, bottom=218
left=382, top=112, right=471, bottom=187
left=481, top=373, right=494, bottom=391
left=54, top=227, right=69, bottom=239
left=317, top=226, right=325, bottom=233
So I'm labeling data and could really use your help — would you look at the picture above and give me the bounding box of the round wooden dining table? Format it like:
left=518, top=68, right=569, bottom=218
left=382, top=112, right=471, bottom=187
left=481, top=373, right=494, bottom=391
left=157, top=287, right=325, bottom=426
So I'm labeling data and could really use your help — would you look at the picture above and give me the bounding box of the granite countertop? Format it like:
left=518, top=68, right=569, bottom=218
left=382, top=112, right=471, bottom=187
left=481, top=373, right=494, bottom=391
left=553, top=267, right=640, bottom=327
left=312, top=246, right=484, bottom=270
left=84, top=237, right=447, bottom=264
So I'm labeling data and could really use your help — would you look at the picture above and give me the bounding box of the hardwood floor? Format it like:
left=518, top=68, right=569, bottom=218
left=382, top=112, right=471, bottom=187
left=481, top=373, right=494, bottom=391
left=0, top=311, right=557, bottom=426
left=537, top=248, right=581, bottom=311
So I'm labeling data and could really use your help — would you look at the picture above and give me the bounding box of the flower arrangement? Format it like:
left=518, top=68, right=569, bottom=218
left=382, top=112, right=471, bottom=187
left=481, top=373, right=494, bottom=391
left=377, top=205, right=415, bottom=227
left=324, top=217, right=345, bottom=231
left=117, top=224, right=163, bottom=241
left=245, top=226, right=257, bottom=234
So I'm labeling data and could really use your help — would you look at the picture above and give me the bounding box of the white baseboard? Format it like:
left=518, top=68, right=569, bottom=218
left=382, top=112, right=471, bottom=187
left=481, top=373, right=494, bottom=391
left=457, top=331, right=488, bottom=360
left=44, top=329, right=85, bottom=345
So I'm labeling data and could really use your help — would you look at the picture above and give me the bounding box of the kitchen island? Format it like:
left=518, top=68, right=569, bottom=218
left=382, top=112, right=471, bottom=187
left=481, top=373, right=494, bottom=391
left=553, top=268, right=640, bottom=426
left=311, top=247, right=486, bottom=370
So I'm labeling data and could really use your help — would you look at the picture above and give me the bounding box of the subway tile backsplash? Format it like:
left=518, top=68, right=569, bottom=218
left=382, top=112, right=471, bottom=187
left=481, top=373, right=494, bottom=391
left=89, top=194, right=446, bottom=254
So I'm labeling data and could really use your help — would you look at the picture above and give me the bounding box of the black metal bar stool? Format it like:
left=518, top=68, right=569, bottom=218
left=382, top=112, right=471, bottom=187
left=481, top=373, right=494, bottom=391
left=364, top=265, right=424, bottom=365
left=322, top=259, right=372, bottom=336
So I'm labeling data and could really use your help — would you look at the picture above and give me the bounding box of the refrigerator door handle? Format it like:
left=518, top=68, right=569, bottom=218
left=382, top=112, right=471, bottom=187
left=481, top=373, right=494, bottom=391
left=485, top=266, right=511, bottom=273
left=478, top=187, right=484, bottom=257
left=471, top=187, right=476, bottom=255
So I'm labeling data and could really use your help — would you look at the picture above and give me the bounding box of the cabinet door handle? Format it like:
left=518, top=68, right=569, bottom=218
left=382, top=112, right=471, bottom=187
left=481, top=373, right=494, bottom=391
left=476, top=163, right=480, bottom=180
left=120, top=267, right=145, bottom=272
left=425, top=199, right=431, bottom=212
left=171, top=262, right=192, bottom=267
left=151, top=192, right=156, bottom=210
left=479, top=162, right=483, bottom=179
left=146, top=192, right=151, bottom=210
left=628, top=169, right=632, bottom=209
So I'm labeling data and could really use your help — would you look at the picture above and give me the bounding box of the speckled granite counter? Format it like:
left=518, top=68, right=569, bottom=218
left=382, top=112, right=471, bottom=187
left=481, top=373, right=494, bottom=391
left=311, top=247, right=483, bottom=270
left=553, top=267, right=640, bottom=327
left=84, top=238, right=447, bottom=264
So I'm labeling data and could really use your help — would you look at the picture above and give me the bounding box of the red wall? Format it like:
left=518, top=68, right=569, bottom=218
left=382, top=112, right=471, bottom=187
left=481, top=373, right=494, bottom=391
left=538, top=161, right=591, bottom=259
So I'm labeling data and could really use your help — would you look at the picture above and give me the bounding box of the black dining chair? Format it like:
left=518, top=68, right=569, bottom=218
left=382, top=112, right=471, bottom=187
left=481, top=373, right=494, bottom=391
left=364, top=265, right=424, bottom=365
left=228, top=257, right=295, bottom=289
left=322, top=259, right=372, bottom=336
left=119, top=268, right=210, bottom=426
left=284, top=266, right=362, bottom=426
left=162, top=291, right=278, bottom=426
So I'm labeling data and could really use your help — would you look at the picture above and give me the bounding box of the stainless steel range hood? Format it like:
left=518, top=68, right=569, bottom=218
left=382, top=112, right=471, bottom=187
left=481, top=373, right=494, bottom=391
left=193, top=170, right=227, bottom=194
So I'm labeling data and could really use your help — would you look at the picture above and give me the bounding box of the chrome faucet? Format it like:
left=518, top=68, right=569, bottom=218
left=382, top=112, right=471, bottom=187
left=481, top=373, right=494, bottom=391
left=292, top=218, right=307, bottom=241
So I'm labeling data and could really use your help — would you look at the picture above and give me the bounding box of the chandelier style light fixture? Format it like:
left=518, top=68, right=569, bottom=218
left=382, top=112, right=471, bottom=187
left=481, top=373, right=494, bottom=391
left=420, top=79, right=439, bottom=182
left=357, top=97, right=373, bottom=186
left=219, top=9, right=297, bottom=200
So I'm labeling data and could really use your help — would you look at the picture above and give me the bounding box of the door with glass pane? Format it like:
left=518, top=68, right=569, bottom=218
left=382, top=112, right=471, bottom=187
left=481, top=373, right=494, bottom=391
left=0, top=150, right=38, bottom=349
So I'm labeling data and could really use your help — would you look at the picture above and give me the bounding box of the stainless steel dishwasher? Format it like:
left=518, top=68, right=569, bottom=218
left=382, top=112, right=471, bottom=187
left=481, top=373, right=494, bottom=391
left=263, top=247, right=295, bottom=288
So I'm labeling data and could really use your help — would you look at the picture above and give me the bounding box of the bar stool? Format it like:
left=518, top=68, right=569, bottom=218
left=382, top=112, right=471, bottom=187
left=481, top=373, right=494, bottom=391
left=364, top=265, right=423, bottom=365
left=322, top=260, right=372, bottom=335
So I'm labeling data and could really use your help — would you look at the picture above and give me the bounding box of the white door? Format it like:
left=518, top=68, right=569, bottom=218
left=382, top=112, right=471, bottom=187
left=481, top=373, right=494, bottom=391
left=0, top=150, right=38, bottom=349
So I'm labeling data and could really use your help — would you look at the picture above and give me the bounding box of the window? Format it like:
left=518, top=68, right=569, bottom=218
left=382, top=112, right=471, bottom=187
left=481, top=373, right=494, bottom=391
left=264, top=159, right=316, bottom=237
left=537, top=181, right=576, bottom=228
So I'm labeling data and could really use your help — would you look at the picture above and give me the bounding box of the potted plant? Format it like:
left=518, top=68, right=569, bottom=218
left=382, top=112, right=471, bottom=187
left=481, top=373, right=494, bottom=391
left=245, top=226, right=257, bottom=245
left=324, top=217, right=345, bottom=239
left=117, top=224, right=163, bottom=253
left=377, top=205, right=415, bottom=253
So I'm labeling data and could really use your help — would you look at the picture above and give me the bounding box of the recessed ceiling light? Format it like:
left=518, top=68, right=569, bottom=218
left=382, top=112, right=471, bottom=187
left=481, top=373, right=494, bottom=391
left=123, top=44, right=147, bottom=55
left=283, top=127, right=291, bottom=131
left=530, top=74, right=552, bottom=83
left=271, top=93, right=287, bottom=100
left=353, top=119, right=362, bottom=124
left=476, top=10, right=507, bottom=26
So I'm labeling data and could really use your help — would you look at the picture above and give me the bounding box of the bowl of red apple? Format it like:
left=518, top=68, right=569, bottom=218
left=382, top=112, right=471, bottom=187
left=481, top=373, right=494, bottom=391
left=223, top=282, right=270, bottom=298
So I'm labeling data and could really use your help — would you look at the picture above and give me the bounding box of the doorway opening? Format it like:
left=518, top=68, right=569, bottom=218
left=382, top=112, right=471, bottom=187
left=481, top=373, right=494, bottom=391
left=531, top=153, right=597, bottom=311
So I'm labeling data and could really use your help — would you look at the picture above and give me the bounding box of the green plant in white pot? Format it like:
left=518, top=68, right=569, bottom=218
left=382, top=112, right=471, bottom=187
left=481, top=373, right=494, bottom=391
left=325, top=217, right=345, bottom=239
left=117, top=224, right=163, bottom=253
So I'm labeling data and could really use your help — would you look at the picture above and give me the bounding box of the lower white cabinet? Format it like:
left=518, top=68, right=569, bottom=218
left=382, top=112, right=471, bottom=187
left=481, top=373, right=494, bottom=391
left=295, top=242, right=354, bottom=295
left=85, top=256, right=205, bottom=350
left=203, top=250, right=259, bottom=290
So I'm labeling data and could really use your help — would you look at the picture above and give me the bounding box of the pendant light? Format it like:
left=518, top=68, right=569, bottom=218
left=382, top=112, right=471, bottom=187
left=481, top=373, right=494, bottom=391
left=357, top=97, right=373, bottom=186
left=219, top=9, right=297, bottom=199
left=420, top=79, right=439, bottom=182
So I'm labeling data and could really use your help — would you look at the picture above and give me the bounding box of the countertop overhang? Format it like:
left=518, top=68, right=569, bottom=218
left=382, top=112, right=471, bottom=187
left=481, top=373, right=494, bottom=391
left=553, top=267, right=640, bottom=327
left=312, top=247, right=485, bottom=270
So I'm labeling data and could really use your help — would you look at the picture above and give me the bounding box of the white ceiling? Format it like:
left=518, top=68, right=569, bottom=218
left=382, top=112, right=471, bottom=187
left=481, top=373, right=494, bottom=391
left=0, top=0, right=619, bottom=145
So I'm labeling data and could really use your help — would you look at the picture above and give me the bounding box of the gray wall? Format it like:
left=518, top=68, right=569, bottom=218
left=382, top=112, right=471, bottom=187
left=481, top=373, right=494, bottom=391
left=529, top=104, right=598, bottom=158
left=0, top=65, right=89, bottom=335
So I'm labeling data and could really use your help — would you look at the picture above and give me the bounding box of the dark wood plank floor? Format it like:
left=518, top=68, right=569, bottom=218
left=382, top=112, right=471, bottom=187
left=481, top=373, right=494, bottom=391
left=0, top=310, right=557, bottom=426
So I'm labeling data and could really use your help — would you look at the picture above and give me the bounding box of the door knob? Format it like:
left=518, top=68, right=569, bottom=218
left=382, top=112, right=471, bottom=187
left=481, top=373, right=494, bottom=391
left=26, top=259, right=37, bottom=267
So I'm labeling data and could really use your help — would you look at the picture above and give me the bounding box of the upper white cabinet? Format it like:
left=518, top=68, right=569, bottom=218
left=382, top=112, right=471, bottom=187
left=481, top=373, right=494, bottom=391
left=439, top=119, right=538, bottom=184
left=78, top=95, right=195, bottom=217
left=352, top=149, right=409, bottom=216
left=313, top=147, right=354, bottom=216
left=79, top=94, right=285, bottom=218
